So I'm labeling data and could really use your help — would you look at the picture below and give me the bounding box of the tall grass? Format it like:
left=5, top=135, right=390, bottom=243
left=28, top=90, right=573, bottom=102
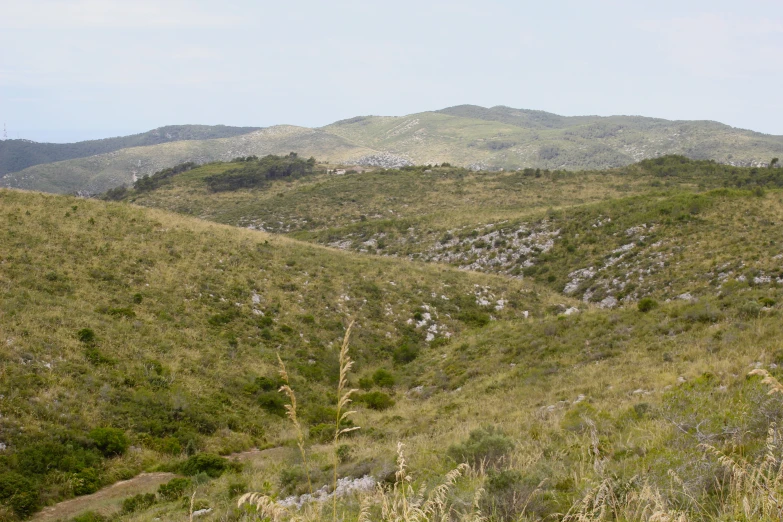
left=332, top=321, right=360, bottom=521
left=278, top=353, right=313, bottom=496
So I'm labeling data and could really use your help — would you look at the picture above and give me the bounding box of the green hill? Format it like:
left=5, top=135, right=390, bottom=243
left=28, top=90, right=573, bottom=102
left=325, top=105, right=783, bottom=170
left=0, top=127, right=373, bottom=195
left=3, top=106, right=781, bottom=195
left=123, top=155, right=783, bottom=305
left=0, top=188, right=542, bottom=520
left=0, top=125, right=260, bottom=177
left=2, top=185, right=783, bottom=520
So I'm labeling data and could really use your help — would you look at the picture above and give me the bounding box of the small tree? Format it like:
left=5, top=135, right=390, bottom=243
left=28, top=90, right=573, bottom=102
left=770, top=157, right=779, bottom=168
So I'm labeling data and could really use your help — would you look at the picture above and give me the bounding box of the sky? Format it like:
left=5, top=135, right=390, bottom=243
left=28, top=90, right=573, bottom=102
left=1, top=0, right=782, bottom=142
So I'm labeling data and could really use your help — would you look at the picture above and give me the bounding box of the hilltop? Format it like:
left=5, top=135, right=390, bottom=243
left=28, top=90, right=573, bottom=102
left=3, top=105, right=781, bottom=194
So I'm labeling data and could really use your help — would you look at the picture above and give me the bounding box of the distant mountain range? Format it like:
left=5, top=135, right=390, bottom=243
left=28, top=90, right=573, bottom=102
left=2, top=105, right=781, bottom=194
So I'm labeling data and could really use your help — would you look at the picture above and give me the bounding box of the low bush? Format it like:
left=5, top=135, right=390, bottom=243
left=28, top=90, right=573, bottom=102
left=180, top=453, right=228, bottom=478
left=393, top=344, right=419, bottom=365
left=158, top=477, right=191, bottom=501
left=120, top=493, right=156, bottom=514
left=447, top=426, right=514, bottom=469
left=88, top=427, right=129, bottom=457
left=357, top=391, right=395, bottom=411
left=637, top=297, right=658, bottom=312
left=372, top=369, right=395, bottom=388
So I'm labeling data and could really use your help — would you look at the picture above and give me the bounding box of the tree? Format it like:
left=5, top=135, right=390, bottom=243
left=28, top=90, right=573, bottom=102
left=770, top=157, right=779, bottom=169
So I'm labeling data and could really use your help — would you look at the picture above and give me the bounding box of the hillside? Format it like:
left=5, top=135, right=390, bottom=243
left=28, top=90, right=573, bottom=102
left=0, top=188, right=544, bottom=520
left=123, top=155, right=783, bottom=305
left=1, top=188, right=783, bottom=520
left=0, top=127, right=373, bottom=195
left=3, top=106, right=781, bottom=195
left=0, top=125, right=260, bottom=177
left=325, top=105, right=783, bottom=170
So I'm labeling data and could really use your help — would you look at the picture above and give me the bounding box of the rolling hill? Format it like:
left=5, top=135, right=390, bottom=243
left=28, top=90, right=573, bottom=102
left=2, top=105, right=781, bottom=195
left=3, top=163, right=783, bottom=520
left=0, top=125, right=260, bottom=177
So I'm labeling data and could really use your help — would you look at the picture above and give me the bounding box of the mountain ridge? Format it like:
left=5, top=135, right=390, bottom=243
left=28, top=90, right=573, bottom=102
left=2, top=105, right=781, bottom=194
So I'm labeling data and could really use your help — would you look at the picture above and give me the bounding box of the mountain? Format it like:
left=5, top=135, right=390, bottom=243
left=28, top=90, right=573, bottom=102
left=0, top=125, right=260, bottom=177
left=2, top=106, right=781, bottom=195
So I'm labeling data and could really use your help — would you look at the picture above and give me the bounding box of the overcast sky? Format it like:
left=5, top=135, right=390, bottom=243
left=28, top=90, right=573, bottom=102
left=1, top=0, right=782, bottom=142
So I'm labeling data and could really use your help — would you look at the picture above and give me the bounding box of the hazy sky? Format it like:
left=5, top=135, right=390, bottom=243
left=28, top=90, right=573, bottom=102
left=1, top=0, right=782, bottom=142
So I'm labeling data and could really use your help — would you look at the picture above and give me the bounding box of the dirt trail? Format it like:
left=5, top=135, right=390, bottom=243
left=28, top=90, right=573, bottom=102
left=31, top=447, right=289, bottom=521
left=32, top=472, right=176, bottom=521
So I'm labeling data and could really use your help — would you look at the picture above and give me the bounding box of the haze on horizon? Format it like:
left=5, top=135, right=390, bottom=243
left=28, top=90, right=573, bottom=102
left=1, top=0, right=782, bottom=143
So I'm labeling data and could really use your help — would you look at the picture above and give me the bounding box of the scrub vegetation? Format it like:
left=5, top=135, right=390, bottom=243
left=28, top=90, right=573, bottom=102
left=2, top=152, right=783, bottom=520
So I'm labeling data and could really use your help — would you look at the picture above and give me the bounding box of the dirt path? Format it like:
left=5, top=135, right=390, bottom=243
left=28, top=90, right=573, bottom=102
left=33, top=472, right=176, bottom=521
left=31, top=447, right=290, bottom=521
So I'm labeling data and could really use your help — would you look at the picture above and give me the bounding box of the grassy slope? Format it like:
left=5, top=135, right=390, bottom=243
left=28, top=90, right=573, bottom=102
left=127, top=158, right=783, bottom=305
left=0, top=125, right=261, bottom=177
left=0, top=188, right=548, bottom=519
left=0, top=127, right=375, bottom=195
left=3, top=183, right=783, bottom=519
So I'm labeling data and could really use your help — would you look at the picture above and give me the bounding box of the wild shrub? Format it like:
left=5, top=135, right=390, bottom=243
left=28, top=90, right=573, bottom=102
left=309, top=423, right=335, bottom=444
left=457, top=309, right=491, bottom=327
left=482, top=469, right=551, bottom=521
left=561, top=402, right=601, bottom=433
left=17, top=440, right=101, bottom=475
left=372, top=369, right=395, bottom=388
left=257, top=391, right=286, bottom=416
left=357, top=391, right=395, bottom=411
left=180, top=453, right=228, bottom=478
left=8, top=490, right=39, bottom=519
left=76, top=328, right=96, bottom=344
left=0, top=472, right=40, bottom=518
left=392, top=343, right=419, bottom=364
left=158, top=477, right=191, bottom=501
left=72, top=468, right=102, bottom=495
left=447, top=426, right=514, bottom=469
left=637, top=297, right=658, bottom=312
left=88, top=427, right=129, bottom=457
left=120, top=493, right=156, bottom=514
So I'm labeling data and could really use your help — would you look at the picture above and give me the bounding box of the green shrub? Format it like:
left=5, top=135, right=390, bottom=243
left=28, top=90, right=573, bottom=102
left=447, top=426, right=514, bottom=469
left=561, top=402, right=600, bottom=433
left=89, top=427, right=129, bottom=457
left=158, top=477, right=191, bottom=501
left=0, top=473, right=35, bottom=501
left=358, top=391, right=395, bottom=411
left=279, top=467, right=306, bottom=495
left=336, top=444, right=354, bottom=463
left=120, top=493, right=156, bottom=514
left=637, top=297, right=658, bottom=312
left=358, top=376, right=374, bottom=390
left=393, top=344, right=419, bottom=365
left=180, top=453, right=228, bottom=478
left=457, top=310, right=491, bottom=327
left=309, top=423, right=335, bottom=444
left=9, top=490, right=40, bottom=519
left=372, top=369, right=395, bottom=388
left=77, top=328, right=96, bottom=344
left=257, top=391, right=286, bottom=416
left=73, top=468, right=102, bottom=496
left=227, top=480, right=247, bottom=498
